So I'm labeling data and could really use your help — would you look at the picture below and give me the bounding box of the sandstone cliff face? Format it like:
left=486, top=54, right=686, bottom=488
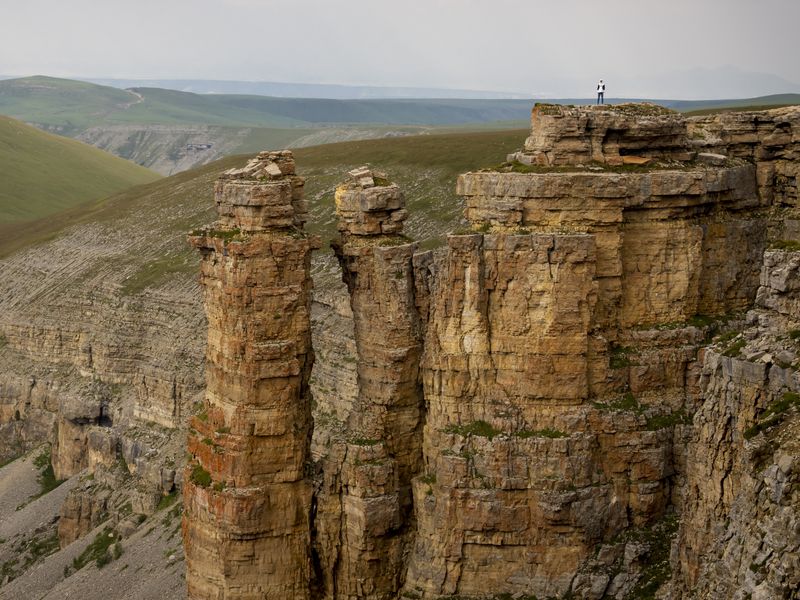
left=3, top=102, right=796, bottom=599
left=183, top=151, right=319, bottom=599
left=513, top=103, right=691, bottom=167
left=688, top=107, right=799, bottom=208
left=177, top=104, right=800, bottom=600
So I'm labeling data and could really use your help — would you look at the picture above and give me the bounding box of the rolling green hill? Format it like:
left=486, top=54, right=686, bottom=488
left=678, top=94, right=800, bottom=115
left=673, top=93, right=800, bottom=113
left=0, top=77, right=139, bottom=134
left=0, top=115, right=160, bottom=226
left=2, top=76, right=795, bottom=130
left=0, top=77, right=534, bottom=175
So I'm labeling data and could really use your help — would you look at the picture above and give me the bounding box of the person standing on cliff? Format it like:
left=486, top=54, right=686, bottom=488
left=596, top=79, right=605, bottom=105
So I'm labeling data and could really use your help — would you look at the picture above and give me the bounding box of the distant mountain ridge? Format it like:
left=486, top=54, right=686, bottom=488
left=85, top=78, right=535, bottom=100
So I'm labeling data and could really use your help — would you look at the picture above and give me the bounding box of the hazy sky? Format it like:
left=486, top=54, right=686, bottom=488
left=3, top=0, right=799, bottom=98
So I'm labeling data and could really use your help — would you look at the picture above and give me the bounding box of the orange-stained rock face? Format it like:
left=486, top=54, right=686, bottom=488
left=183, top=151, right=319, bottom=600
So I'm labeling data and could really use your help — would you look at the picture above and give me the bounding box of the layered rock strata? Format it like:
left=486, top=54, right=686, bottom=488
left=183, top=151, right=319, bottom=599
left=180, top=105, right=799, bottom=599
left=510, top=103, right=692, bottom=167
left=688, top=106, right=800, bottom=207
left=315, top=168, right=423, bottom=599
left=400, top=105, right=772, bottom=598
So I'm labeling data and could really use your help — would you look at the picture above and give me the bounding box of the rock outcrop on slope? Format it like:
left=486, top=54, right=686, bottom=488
left=183, top=151, right=320, bottom=599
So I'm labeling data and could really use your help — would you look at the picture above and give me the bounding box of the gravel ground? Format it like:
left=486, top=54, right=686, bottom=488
left=0, top=449, right=184, bottom=599
left=0, top=450, right=78, bottom=569
left=1, top=500, right=185, bottom=600
left=0, top=453, right=40, bottom=527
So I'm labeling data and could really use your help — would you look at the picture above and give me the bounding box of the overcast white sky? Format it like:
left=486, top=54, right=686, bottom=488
left=3, top=0, right=799, bottom=98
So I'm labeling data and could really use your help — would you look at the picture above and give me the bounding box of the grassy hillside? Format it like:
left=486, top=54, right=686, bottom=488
left=0, top=115, right=160, bottom=227
left=0, top=129, right=526, bottom=276
left=2, top=76, right=796, bottom=133
left=0, top=77, right=139, bottom=134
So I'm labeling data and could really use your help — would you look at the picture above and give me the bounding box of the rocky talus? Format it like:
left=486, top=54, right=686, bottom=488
left=182, top=151, right=319, bottom=599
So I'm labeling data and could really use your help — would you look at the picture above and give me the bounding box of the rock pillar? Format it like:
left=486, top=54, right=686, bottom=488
left=183, top=151, right=319, bottom=599
left=320, top=167, right=424, bottom=598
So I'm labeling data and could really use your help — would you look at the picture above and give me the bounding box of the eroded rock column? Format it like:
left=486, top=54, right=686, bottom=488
left=183, top=151, right=319, bottom=599
left=318, top=167, right=424, bottom=599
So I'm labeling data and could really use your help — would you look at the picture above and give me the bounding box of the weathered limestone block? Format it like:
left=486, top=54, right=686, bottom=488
left=514, top=103, right=690, bottom=166
left=457, top=164, right=765, bottom=330
left=183, top=151, right=319, bottom=600
left=756, top=249, right=800, bottom=317
left=50, top=381, right=123, bottom=480
left=58, top=484, right=111, bottom=547
left=0, top=372, right=60, bottom=463
left=334, top=167, right=407, bottom=236
left=688, top=106, right=800, bottom=204
left=215, top=150, right=307, bottom=230
left=403, top=233, right=613, bottom=599
left=673, top=345, right=800, bottom=599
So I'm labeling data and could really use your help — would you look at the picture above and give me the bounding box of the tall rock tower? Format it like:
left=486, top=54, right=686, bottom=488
left=314, top=167, right=424, bottom=598
left=183, top=151, right=319, bottom=599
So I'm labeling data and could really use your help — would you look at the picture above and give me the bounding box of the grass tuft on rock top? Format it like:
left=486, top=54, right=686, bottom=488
left=444, top=420, right=501, bottom=440
left=609, top=345, right=639, bottom=369
left=646, top=409, right=692, bottom=430
left=594, top=392, right=645, bottom=414
left=769, top=239, right=800, bottom=251
left=190, top=464, right=212, bottom=488
left=721, top=337, right=746, bottom=358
